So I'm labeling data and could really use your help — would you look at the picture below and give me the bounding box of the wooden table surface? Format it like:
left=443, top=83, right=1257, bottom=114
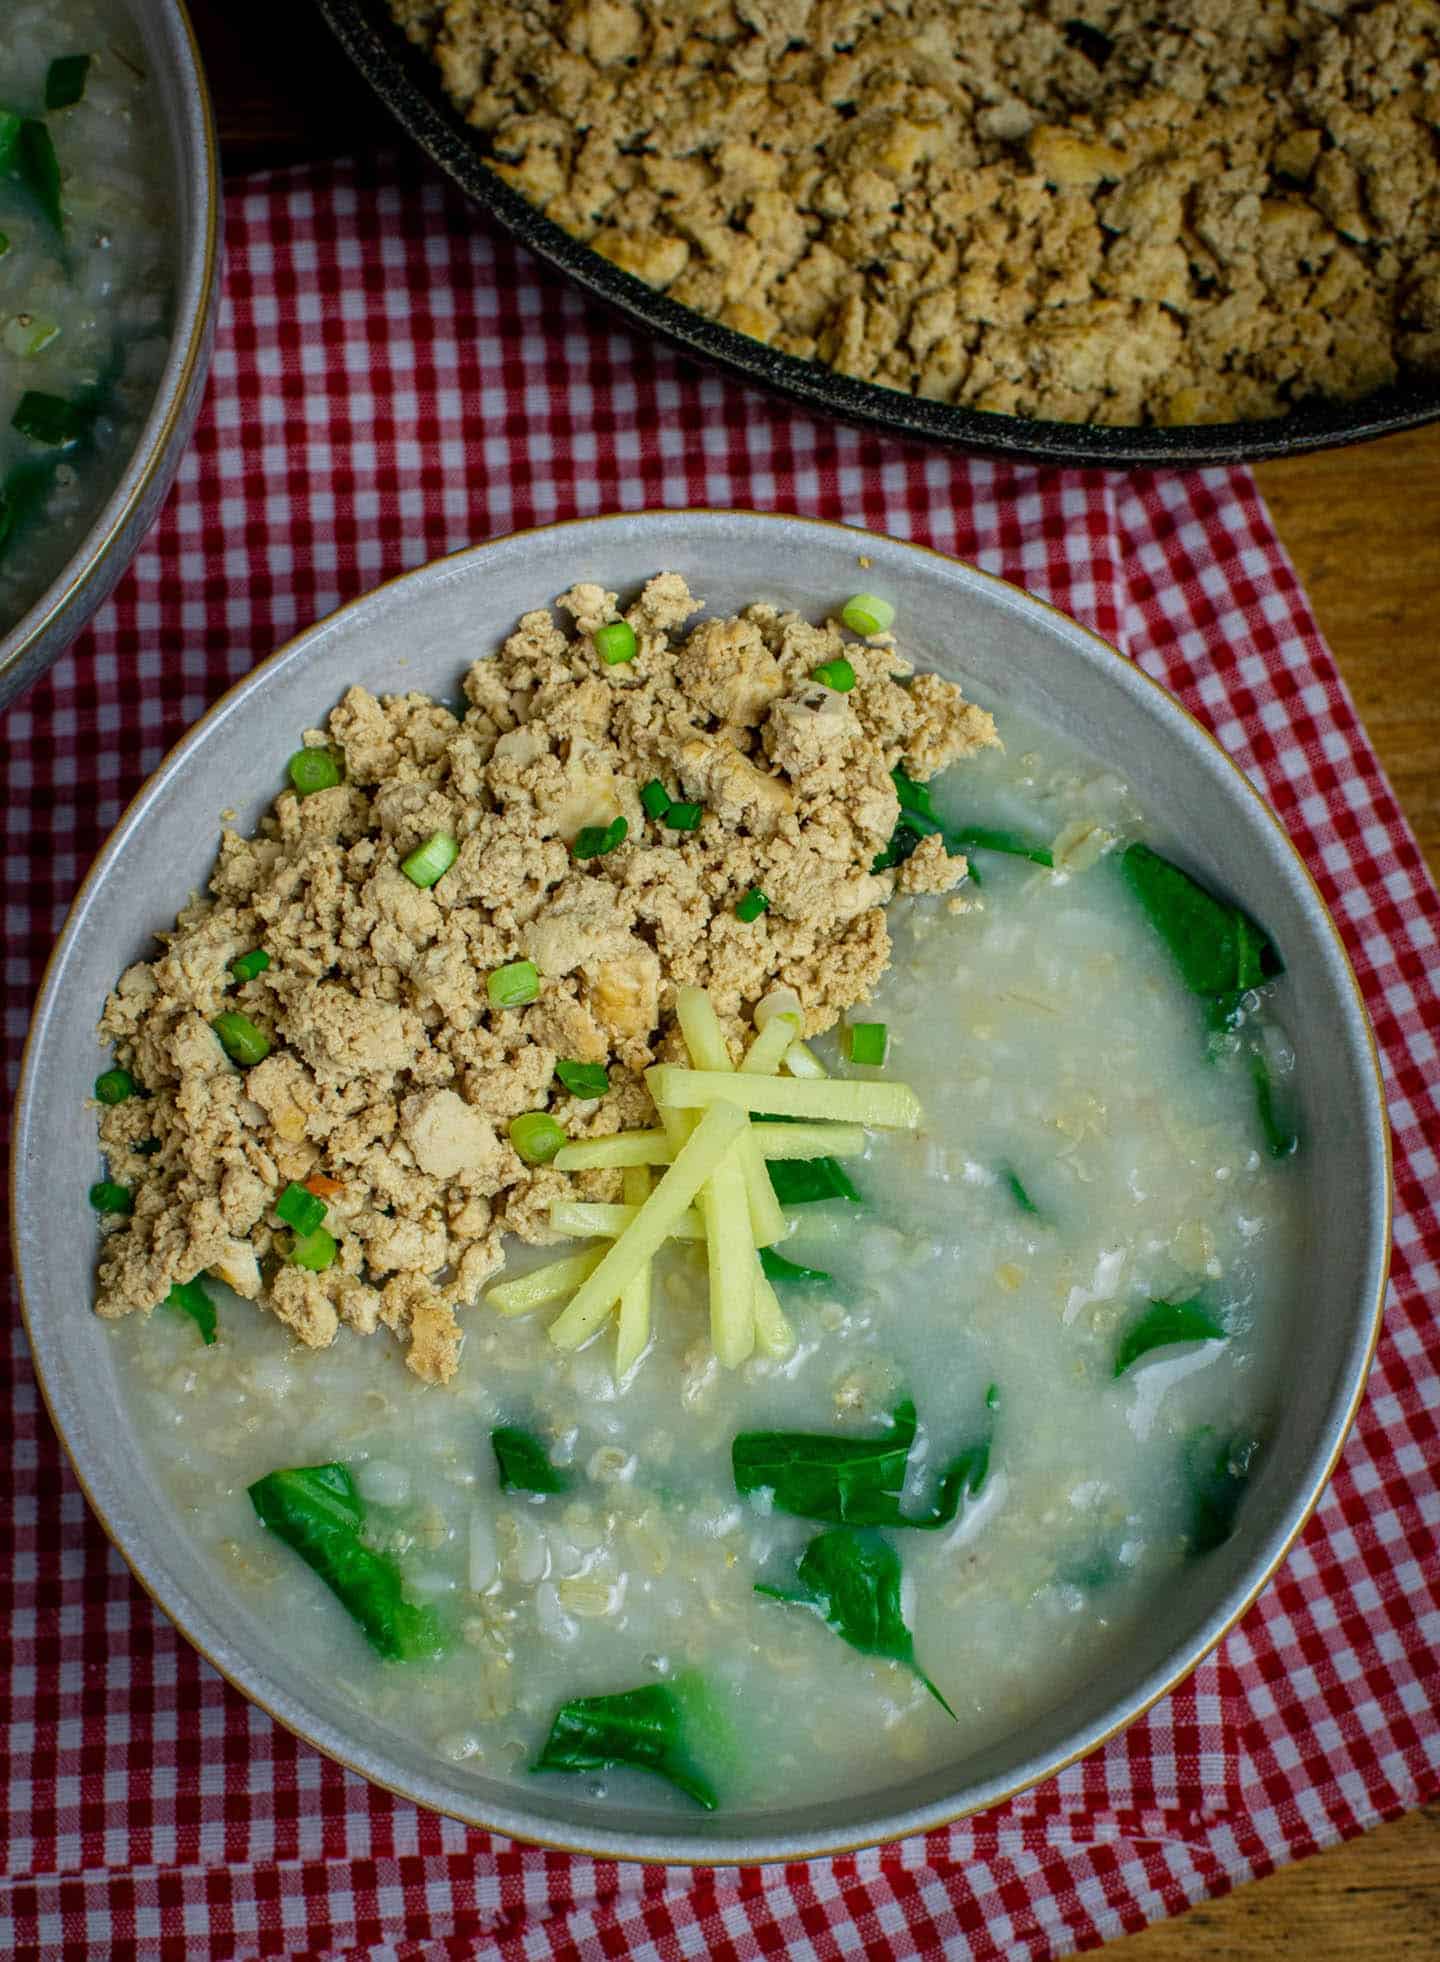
left=186, top=2, right=1440, bottom=1949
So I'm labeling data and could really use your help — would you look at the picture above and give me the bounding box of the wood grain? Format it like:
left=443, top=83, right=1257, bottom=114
left=185, top=0, right=1440, bottom=1947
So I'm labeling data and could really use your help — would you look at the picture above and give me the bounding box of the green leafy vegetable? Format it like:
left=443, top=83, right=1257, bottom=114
left=164, top=1277, right=217, bottom=1345
left=12, top=390, right=92, bottom=447
left=492, top=1426, right=570, bottom=1494
left=555, top=1058, right=610, bottom=1098
left=248, top=1462, right=446, bottom=1660
left=758, top=1246, right=832, bottom=1285
left=533, top=1681, right=719, bottom=1808
left=732, top=1396, right=992, bottom=1529
left=15, top=119, right=62, bottom=232
left=756, top=1527, right=955, bottom=1716
left=1183, top=1430, right=1260, bottom=1555
left=45, top=55, right=92, bottom=111
left=0, top=110, right=21, bottom=172
left=1251, top=1047, right=1299, bottom=1159
left=1114, top=1297, right=1225, bottom=1377
left=1121, top=843, right=1281, bottom=998
left=951, top=826, right=1054, bottom=869
left=765, top=1149, right=861, bottom=1206
left=1001, top=1164, right=1038, bottom=1216
left=0, top=456, right=52, bottom=562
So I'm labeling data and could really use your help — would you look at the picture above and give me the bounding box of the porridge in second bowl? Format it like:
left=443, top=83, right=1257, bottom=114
left=86, top=577, right=1302, bottom=1814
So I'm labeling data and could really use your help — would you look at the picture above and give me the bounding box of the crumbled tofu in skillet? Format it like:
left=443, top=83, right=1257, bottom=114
left=390, top=0, right=1440, bottom=425
left=92, top=575, right=997, bottom=1381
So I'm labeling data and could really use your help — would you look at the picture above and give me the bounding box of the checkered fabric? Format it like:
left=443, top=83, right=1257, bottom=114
left=2, top=151, right=1437, bottom=1962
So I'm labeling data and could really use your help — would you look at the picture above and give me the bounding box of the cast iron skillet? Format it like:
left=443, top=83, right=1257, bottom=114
left=313, top=0, right=1440, bottom=468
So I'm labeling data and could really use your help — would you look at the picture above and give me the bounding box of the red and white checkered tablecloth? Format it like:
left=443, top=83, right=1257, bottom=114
left=2, top=150, right=1438, bottom=1961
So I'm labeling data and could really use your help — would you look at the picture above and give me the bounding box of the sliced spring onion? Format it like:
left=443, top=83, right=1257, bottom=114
left=810, top=657, right=855, bottom=692
left=663, top=801, right=702, bottom=832
left=287, top=746, right=342, bottom=796
left=841, top=593, right=894, bottom=636
left=276, top=1180, right=328, bottom=1237
left=734, top=887, right=770, bottom=923
left=164, top=1276, right=217, bottom=1344
left=555, top=1058, right=610, bottom=1098
left=89, top=1179, right=132, bottom=1214
left=2, top=313, right=61, bottom=358
left=94, top=1067, right=134, bottom=1105
left=594, top=620, right=637, bottom=665
left=846, top=1022, right=888, bottom=1066
left=400, top=830, right=457, bottom=888
left=212, top=1011, right=271, bottom=1066
left=289, top=1225, right=338, bottom=1271
left=230, top=948, right=270, bottom=983
left=487, top=958, right=539, bottom=1008
left=12, top=390, right=90, bottom=447
left=45, top=54, right=92, bottom=109
left=572, top=816, right=628, bottom=860
left=640, top=777, right=671, bottom=819
left=510, top=1111, right=567, bottom=1165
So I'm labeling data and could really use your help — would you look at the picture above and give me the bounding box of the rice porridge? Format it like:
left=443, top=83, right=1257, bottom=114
left=93, top=591, right=1301, bottom=1817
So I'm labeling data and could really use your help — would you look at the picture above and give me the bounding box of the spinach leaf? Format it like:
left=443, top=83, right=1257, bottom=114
left=14, top=119, right=62, bottom=233
left=533, top=1681, right=719, bottom=1809
left=248, top=1462, right=447, bottom=1661
left=12, top=390, right=93, bottom=447
left=0, top=110, right=20, bottom=173
left=1183, top=1430, right=1260, bottom=1555
left=759, top=1246, right=832, bottom=1285
left=45, top=55, right=92, bottom=112
left=1001, top=1164, right=1039, bottom=1216
left=951, top=825, right=1054, bottom=869
left=891, top=768, right=938, bottom=825
left=163, top=1276, right=217, bottom=1345
left=492, top=1425, right=570, bottom=1494
left=1114, top=1297, right=1225, bottom=1377
left=1121, top=843, right=1281, bottom=998
left=1250, top=1047, right=1299, bottom=1160
left=732, top=1395, right=993, bottom=1529
left=766, top=1156, right=861, bottom=1206
left=756, top=1527, right=955, bottom=1717
left=0, top=455, right=55, bottom=564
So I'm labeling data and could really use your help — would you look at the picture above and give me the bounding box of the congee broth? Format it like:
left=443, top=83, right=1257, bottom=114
left=0, top=4, right=173, bottom=635
left=92, top=585, right=1301, bottom=1814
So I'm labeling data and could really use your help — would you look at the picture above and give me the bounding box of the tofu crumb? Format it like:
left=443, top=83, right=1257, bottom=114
left=92, top=575, right=997, bottom=1381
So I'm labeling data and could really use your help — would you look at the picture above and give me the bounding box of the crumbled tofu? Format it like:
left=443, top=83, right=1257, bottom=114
left=91, top=575, right=997, bottom=1379
left=399, top=0, right=1440, bottom=425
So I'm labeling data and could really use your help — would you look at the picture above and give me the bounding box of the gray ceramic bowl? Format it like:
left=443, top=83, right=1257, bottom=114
left=0, top=0, right=222, bottom=710
left=13, top=511, right=1390, bottom=1863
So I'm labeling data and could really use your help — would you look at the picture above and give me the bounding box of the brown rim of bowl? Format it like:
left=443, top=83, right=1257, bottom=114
left=310, top=0, right=1440, bottom=470
left=10, top=510, right=1393, bottom=1864
left=0, top=0, right=222, bottom=696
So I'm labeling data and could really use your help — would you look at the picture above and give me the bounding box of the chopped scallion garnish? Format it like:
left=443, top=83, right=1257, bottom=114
left=846, top=1021, right=888, bottom=1066
left=89, top=1180, right=132, bottom=1215
left=289, top=1225, right=338, bottom=1272
left=94, top=1067, right=134, bottom=1105
left=211, top=1011, right=271, bottom=1066
left=811, top=657, right=855, bottom=692
left=594, top=620, right=638, bottom=665
left=276, top=1180, right=329, bottom=1237
left=230, top=948, right=270, bottom=983
left=287, top=747, right=342, bottom=797
left=735, top=887, right=770, bottom=923
left=555, top=1059, right=610, bottom=1098
left=45, top=54, right=92, bottom=110
left=401, top=830, right=458, bottom=888
left=640, top=778, right=671, bottom=820
left=841, top=593, right=894, bottom=636
left=663, top=802, right=702, bottom=832
left=487, top=958, right=539, bottom=1008
left=509, top=1111, right=567, bottom=1164
left=573, top=816, right=628, bottom=859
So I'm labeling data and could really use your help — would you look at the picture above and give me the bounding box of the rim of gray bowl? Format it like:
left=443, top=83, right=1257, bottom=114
left=11, top=511, right=1392, bottom=1864
left=0, top=0, right=223, bottom=709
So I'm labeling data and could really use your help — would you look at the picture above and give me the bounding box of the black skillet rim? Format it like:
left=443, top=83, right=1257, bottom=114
left=312, top=0, right=1440, bottom=470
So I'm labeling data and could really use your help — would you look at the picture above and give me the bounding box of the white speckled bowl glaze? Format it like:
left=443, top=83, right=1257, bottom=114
left=0, top=0, right=221, bottom=709
left=12, top=512, right=1390, bottom=1863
